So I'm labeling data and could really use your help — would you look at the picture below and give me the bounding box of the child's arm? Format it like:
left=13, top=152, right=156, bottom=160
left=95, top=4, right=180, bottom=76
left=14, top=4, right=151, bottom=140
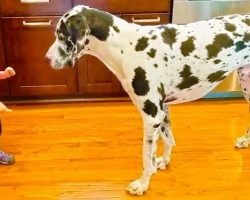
left=0, top=67, right=15, bottom=80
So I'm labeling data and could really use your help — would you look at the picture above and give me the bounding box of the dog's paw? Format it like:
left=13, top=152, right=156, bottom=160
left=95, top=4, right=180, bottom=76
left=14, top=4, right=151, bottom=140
left=156, top=156, right=170, bottom=170
left=127, top=179, right=149, bottom=195
left=235, top=136, right=250, bottom=149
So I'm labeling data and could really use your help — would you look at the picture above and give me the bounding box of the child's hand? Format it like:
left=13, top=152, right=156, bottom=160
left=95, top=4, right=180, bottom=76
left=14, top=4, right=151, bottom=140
left=0, top=102, right=12, bottom=113
left=5, top=67, right=16, bottom=77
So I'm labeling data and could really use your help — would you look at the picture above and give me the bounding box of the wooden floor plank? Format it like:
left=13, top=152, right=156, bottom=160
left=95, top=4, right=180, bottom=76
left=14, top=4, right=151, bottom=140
left=0, top=99, right=249, bottom=199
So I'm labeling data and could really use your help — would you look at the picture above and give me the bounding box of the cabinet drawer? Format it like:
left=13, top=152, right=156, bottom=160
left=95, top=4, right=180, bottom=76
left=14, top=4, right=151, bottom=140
left=0, top=0, right=71, bottom=16
left=73, top=0, right=171, bottom=14
left=122, top=13, right=169, bottom=25
left=2, top=17, right=77, bottom=97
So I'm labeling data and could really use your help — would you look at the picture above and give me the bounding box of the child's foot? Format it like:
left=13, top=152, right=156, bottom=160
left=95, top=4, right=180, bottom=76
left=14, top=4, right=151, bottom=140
left=0, top=150, right=15, bottom=165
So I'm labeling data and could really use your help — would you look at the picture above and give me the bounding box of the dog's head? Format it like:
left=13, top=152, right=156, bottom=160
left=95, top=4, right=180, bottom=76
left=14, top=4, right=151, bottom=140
left=46, top=5, right=115, bottom=69
left=46, top=6, right=91, bottom=69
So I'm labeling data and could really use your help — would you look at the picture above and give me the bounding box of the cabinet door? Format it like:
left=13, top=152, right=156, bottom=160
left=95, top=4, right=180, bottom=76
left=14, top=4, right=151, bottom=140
left=1, top=17, right=77, bottom=97
left=78, top=55, right=123, bottom=97
left=0, top=20, right=10, bottom=97
left=1, top=0, right=71, bottom=17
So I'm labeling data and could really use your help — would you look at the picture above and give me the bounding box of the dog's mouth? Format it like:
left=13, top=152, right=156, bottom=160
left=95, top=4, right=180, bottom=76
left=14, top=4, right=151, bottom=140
left=52, top=58, right=75, bottom=69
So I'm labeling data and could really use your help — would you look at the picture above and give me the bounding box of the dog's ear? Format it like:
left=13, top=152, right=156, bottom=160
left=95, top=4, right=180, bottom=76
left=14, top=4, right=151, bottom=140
left=64, top=13, right=90, bottom=44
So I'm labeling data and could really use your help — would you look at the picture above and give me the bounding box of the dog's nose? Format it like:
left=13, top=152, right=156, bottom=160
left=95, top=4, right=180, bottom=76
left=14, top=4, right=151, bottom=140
left=45, top=50, right=51, bottom=59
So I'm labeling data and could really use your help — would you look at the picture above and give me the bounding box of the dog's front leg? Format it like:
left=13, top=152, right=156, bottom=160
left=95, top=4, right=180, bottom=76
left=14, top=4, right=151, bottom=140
left=235, top=127, right=250, bottom=148
left=156, top=104, right=175, bottom=170
left=127, top=114, right=161, bottom=195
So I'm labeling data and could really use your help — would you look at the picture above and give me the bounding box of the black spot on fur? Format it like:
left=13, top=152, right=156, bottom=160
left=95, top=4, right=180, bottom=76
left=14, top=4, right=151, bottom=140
left=161, top=126, right=165, bottom=133
left=163, top=116, right=169, bottom=123
left=121, top=50, right=124, bottom=54
left=243, top=32, right=250, bottom=42
left=214, top=59, right=222, bottom=64
left=85, top=39, right=90, bottom=45
left=244, top=55, right=249, bottom=59
left=157, top=83, right=166, bottom=110
left=132, top=67, right=150, bottom=96
left=233, top=33, right=242, bottom=37
left=147, top=140, right=153, bottom=144
left=181, top=37, right=195, bottom=57
left=153, top=123, right=161, bottom=128
left=160, top=27, right=178, bottom=49
left=164, top=57, right=168, bottom=62
left=235, top=41, right=247, bottom=52
left=207, top=70, right=227, bottom=82
left=154, top=64, right=158, bottom=68
left=81, top=8, right=114, bottom=41
left=206, top=34, right=234, bottom=59
left=66, top=16, right=88, bottom=44
left=147, top=48, right=156, bottom=58
left=177, top=65, right=199, bottom=89
left=151, top=35, right=157, bottom=40
left=143, top=100, right=158, bottom=117
left=225, top=22, right=236, bottom=32
left=135, top=37, right=149, bottom=51
left=58, top=47, right=67, bottom=59
left=66, top=59, right=73, bottom=67
left=64, top=13, right=70, bottom=18
left=242, top=18, right=250, bottom=26
left=112, top=25, right=120, bottom=33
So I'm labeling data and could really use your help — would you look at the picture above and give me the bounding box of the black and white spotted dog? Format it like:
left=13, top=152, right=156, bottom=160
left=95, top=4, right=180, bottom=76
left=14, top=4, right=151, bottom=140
left=46, top=5, right=250, bottom=195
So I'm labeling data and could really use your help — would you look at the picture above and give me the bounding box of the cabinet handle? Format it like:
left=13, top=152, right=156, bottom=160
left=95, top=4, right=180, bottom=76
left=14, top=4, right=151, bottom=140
left=132, top=17, right=161, bottom=24
left=22, top=20, right=52, bottom=27
left=20, top=0, right=50, bottom=3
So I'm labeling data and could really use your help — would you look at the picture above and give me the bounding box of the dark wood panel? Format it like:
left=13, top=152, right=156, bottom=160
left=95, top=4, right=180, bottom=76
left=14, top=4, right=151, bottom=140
left=0, top=0, right=72, bottom=16
left=0, top=20, right=10, bottom=97
left=122, top=13, right=170, bottom=25
left=1, top=17, right=77, bottom=97
left=73, top=0, right=171, bottom=14
left=77, top=56, right=122, bottom=96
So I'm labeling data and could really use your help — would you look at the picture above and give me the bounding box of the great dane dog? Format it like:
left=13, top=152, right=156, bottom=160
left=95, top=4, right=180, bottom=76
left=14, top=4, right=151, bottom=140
left=46, top=5, right=250, bottom=195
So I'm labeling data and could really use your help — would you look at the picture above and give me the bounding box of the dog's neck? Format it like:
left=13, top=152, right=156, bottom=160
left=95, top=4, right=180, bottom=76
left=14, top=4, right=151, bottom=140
left=82, top=11, right=142, bottom=82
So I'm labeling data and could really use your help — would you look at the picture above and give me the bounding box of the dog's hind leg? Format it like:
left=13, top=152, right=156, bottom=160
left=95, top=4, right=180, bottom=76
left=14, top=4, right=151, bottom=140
left=156, top=103, right=175, bottom=170
left=235, top=65, right=250, bottom=148
left=127, top=107, right=164, bottom=195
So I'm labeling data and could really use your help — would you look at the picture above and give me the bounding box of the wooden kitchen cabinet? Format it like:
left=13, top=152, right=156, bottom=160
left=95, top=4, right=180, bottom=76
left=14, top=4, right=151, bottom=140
left=77, top=55, right=123, bottom=97
left=0, top=20, right=10, bottom=97
left=73, top=0, right=171, bottom=14
left=1, top=17, right=77, bottom=97
left=0, top=0, right=71, bottom=16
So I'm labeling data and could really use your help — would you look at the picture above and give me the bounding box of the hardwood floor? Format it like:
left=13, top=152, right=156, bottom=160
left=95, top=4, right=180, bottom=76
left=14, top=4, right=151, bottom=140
left=0, top=99, right=249, bottom=200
